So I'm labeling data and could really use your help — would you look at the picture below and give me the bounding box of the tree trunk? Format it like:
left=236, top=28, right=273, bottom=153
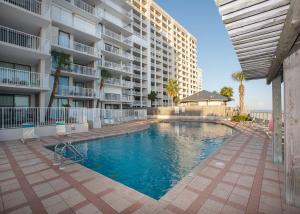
left=239, top=83, right=245, bottom=114
left=48, top=69, right=61, bottom=108
left=97, top=79, right=104, bottom=109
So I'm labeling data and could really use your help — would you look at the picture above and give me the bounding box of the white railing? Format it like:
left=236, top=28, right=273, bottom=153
left=74, top=0, right=95, bottom=15
left=0, top=25, right=40, bottom=50
left=0, top=107, right=88, bottom=129
left=122, top=95, right=133, bottom=102
left=58, top=86, right=99, bottom=98
left=103, top=28, right=121, bottom=41
left=101, top=60, right=132, bottom=74
left=104, top=93, right=121, bottom=101
left=3, top=0, right=42, bottom=15
left=104, top=78, right=121, bottom=86
left=0, top=107, right=147, bottom=129
left=100, top=109, right=147, bottom=124
left=103, top=44, right=132, bottom=60
left=53, top=63, right=99, bottom=77
left=250, top=111, right=273, bottom=123
left=0, top=67, right=49, bottom=89
left=122, top=80, right=133, bottom=88
left=73, top=41, right=100, bottom=57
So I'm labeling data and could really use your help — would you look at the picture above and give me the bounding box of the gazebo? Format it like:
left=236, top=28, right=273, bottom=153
left=180, top=90, right=231, bottom=106
left=216, top=0, right=300, bottom=207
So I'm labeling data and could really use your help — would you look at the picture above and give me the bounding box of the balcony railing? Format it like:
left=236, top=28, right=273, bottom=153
left=0, top=25, right=40, bottom=50
left=52, top=63, right=99, bottom=78
left=0, top=67, right=49, bottom=89
left=122, top=95, right=133, bottom=102
left=73, top=41, right=100, bottom=57
left=103, top=44, right=132, bottom=60
left=104, top=93, right=121, bottom=101
left=122, top=80, right=133, bottom=88
left=104, top=78, right=121, bottom=86
left=101, top=60, right=132, bottom=74
left=52, top=36, right=100, bottom=57
left=74, top=0, right=94, bottom=15
left=58, top=85, right=99, bottom=98
left=3, top=0, right=42, bottom=15
left=103, top=28, right=132, bottom=45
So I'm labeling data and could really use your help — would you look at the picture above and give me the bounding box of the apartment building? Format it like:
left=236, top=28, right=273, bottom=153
left=198, top=67, right=203, bottom=91
left=0, top=0, right=198, bottom=109
left=130, top=0, right=199, bottom=107
left=0, top=0, right=134, bottom=109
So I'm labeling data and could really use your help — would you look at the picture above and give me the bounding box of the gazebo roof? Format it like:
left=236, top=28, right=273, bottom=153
left=215, top=0, right=300, bottom=83
left=180, top=90, right=231, bottom=103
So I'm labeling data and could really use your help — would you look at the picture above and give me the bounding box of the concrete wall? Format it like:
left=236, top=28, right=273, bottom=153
left=147, top=106, right=231, bottom=117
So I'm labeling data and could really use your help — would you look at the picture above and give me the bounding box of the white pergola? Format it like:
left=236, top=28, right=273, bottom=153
left=216, top=0, right=300, bottom=207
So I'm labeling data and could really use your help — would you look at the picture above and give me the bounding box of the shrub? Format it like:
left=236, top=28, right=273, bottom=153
left=231, top=115, right=249, bottom=122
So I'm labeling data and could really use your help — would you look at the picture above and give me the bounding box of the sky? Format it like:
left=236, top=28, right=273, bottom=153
left=155, top=0, right=273, bottom=110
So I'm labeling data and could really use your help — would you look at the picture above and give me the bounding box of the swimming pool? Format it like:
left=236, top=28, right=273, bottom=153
left=49, top=122, right=233, bottom=199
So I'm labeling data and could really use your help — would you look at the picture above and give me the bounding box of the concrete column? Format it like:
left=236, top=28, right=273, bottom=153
left=283, top=46, right=300, bottom=207
left=272, top=75, right=283, bottom=164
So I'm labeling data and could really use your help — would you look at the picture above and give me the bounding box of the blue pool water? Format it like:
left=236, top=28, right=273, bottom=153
left=49, top=122, right=233, bottom=199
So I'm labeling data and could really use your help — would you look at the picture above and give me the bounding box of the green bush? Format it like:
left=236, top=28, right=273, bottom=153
left=231, top=115, right=249, bottom=122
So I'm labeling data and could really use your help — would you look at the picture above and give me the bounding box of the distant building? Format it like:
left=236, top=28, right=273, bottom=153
left=198, top=68, right=203, bottom=91
left=180, top=90, right=231, bottom=106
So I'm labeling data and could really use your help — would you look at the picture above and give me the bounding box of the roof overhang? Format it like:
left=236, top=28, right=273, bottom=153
left=215, top=0, right=300, bottom=83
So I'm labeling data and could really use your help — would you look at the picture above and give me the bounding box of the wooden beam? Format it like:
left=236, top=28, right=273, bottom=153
left=272, top=75, right=283, bottom=164
left=231, top=24, right=284, bottom=42
left=283, top=45, right=300, bottom=207
left=267, top=0, right=300, bottom=83
left=233, top=30, right=282, bottom=45
left=236, top=42, right=278, bottom=54
left=226, top=5, right=289, bottom=31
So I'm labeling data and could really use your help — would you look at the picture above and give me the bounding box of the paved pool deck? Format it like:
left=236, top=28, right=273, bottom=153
left=0, top=120, right=299, bottom=214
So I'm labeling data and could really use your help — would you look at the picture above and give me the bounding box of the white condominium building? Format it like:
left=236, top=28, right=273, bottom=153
left=198, top=67, right=203, bottom=91
left=0, top=0, right=198, bottom=109
left=0, top=0, right=133, bottom=109
left=130, top=0, right=199, bottom=107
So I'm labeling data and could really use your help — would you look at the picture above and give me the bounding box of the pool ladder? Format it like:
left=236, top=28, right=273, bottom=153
left=53, top=141, right=84, bottom=170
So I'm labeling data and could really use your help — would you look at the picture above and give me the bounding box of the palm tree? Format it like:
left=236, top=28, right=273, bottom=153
left=97, top=69, right=112, bottom=108
left=48, top=51, right=70, bottom=107
left=173, top=96, right=180, bottom=106
left=148, top=91, right=158, bottom=107
left=166, top=79, right=179, bottom=106
left=220, top=86, right=233, bottom=98
left=232, top=71, right=246, bottom=114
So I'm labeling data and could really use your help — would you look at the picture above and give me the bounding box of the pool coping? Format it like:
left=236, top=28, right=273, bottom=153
left=42, top=119, right=242, bottom=203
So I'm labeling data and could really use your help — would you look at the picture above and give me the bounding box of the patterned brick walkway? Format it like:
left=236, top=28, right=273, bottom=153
left=0, top=120, right=299, bottom=213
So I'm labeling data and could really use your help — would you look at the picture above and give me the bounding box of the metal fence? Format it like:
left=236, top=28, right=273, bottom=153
left=0, top=107, right=147, bottom=129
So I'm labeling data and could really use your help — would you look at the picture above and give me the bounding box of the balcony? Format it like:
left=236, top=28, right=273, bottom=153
left=0, top=25, right=41, bottom=50
left=104, top=78, right=121, bottom=86
left=58, top=86, right=99, bottom=99
left=100, top=60, right=132, bottom=75
left=52, top=63, right=99, bottom=79
left=102, top=44, right=132, bottom=61
left=1, top=0, right=51, bottom=26
left=102, top=28, right=132, bottom=47
left=52, top=36, right=100, bottom=60
left=104, top=93, right=121, bottom=101
left=122, top=94, right=133, bottom=102
left=122, top=80, right=133, bottom=88
left=0, top=67, right=49, bottom=91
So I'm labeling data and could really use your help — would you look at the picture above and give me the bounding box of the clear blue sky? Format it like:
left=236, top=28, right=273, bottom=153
left=155, top=0, right=272, bottom=110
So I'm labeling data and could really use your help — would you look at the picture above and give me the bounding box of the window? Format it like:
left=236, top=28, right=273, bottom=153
left=74, top=100, right=84, bottom=107
left=59, top=31, right=70, bottom=48
left=50, top=76, right=69, bottom=95
left=53, top=98, right=69, bottom=107
left=0, top=95, right=29, bottom=107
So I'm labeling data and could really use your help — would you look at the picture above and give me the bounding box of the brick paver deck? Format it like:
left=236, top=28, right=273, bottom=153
left=0, top=120, right=299, bottom=214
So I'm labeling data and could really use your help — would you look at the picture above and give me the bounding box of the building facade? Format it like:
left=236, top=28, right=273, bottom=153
left=130, top=0, right=199, bottom=107
left=0, top=0, right=199, bottom=109
left=198, top=67, right=203, bottom=91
